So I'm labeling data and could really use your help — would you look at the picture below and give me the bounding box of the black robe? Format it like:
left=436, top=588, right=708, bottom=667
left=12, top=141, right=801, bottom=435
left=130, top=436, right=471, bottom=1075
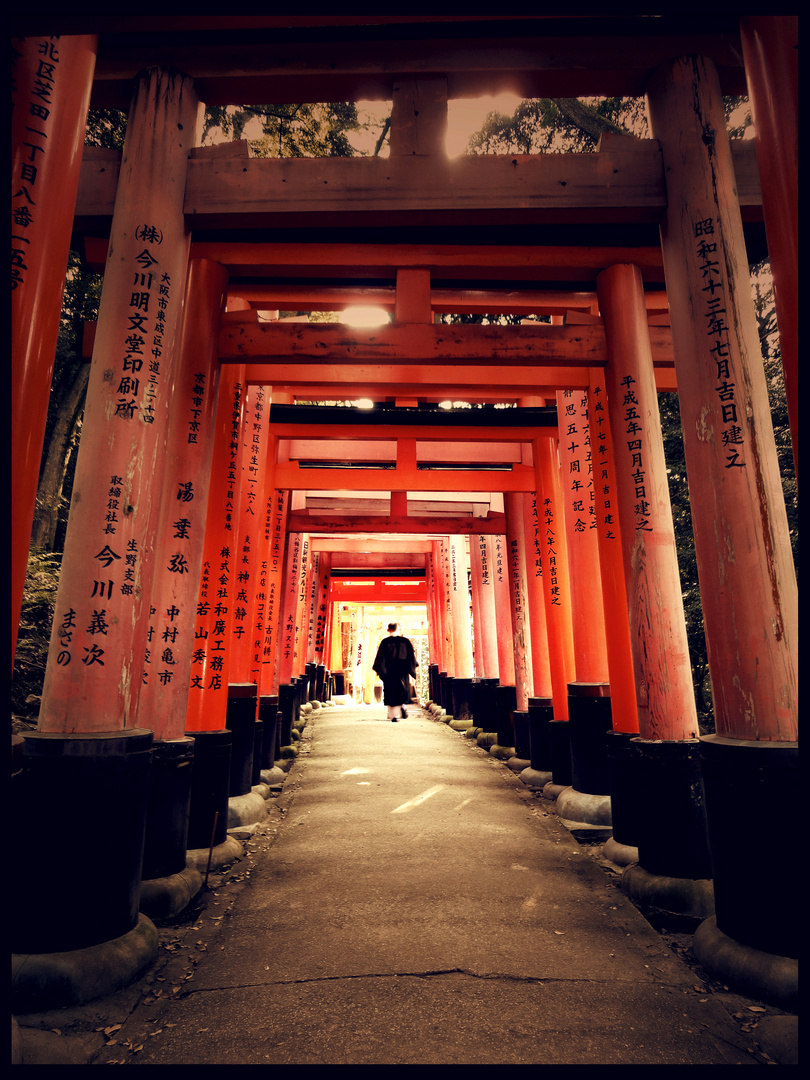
left=372, top=635, right=417, bottom=706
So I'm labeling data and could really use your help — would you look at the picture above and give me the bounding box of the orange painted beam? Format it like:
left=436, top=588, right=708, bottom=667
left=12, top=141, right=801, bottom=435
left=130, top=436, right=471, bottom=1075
left=287, top=513, right=507, bottom=535
left=274, top=461, right=538, bottom=492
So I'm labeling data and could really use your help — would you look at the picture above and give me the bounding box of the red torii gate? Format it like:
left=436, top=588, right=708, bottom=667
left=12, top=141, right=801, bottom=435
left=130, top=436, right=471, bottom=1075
left=11, top=16, right=797, bottom=1013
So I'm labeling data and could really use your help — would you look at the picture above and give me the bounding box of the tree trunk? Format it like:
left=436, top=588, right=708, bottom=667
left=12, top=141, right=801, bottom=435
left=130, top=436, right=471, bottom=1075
left=30, top=363, right=89, bottom=552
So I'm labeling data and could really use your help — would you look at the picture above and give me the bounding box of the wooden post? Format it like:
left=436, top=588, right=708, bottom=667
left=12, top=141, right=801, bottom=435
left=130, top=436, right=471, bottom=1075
left=556, top=390, right=610, bottom=683
left=137, top=259, right=228, bottom=740
left=646, top=56, right=797, bottom=743
left=185, top=366, right=246, bottom=732
left=470, top=534, right=499, bottom=679
left=532, top=434, right=575, bottom=721
left=12, top=34, right=97, bottom=665
left=585, top=364, right=640, bottom=736
left=597, top=264, right=697, bottom=740
left=522, top=492, right=553, bottom=699
left=229, top=385, right=272, bottom=684
left=739, top=16, right=798, bottom=477
left=647, top=56, right=798, bottom=989
left=492, top=535, right=516, bottom=687
left=448, top=535, right=473, bottom=678
left=504, top=493, right=533, bottom=711
left=39, top=69, right=202, bottom=734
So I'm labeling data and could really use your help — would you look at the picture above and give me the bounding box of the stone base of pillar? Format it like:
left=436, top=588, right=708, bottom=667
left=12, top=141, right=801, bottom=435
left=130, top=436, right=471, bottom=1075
left=11, top=914, right=158, bottom=1014
left=227, top=789, right=268, bottom=828
left=186, top=834, right=243, bottom=874
left=476, top=731, right=497, bottom=750
left=506, top=755, right=530, bottom=773
left=261, top=765, right=286, bottom=787
left=490, top=743, right=516, bottom=760
left=555, top=786, right=613, bottom=841
left=541, top=780, right=568, bottom=802
left=622, top=863, right=715, bottom=921
left=465, top=726, right=483, bottom=739
left=603, top=837, right=639, bottom=869
left=139, top=865, right=204, bottom=920
left=693, top=916, right=798, bottom=1011
left=448, top=716, right=472, bottom=730
left=519, top=766, right=553, bottom=789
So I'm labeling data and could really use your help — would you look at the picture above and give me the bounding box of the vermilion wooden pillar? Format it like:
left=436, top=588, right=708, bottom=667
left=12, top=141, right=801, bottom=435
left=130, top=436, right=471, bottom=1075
left=492, top=535, right=516, bottom=687
left=39, top=69, right=202, bottom=735
left=597, top=265, right=697, bottom=740
left=228, top=385, right=271, bottom=685
left=585, top=368, right=639, bottom=736
left=740, top=16, right=798, bottom=478
left=16, top=68, right=201, bottom=973
left=277, top=532, right=303, bottom=687
left=137, top=259, right=228, bottom=740
left=532, top=435, right=575, bottom=722
left=12, top=34, right=97, bottom=666
left=556, top=390, right=610, bottom=684
left=448, top=535, right=473, bottom=678
left=647, top=58, right=797, bottom=744
left=518, top=396, right=553, bottom=701
left=470, top=534, right=499, bottom=679
left=648, top=54, right=798, bottom=992
left=185, top=366, right=246, bottom=731
left=261, top=488, right=288, bottom=694
left=522, top=493, right=553, bottom=699
left=504, top=493, right=533, bottom=711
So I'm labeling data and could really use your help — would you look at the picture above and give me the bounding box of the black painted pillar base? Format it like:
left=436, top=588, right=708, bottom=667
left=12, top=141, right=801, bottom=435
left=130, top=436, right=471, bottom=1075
left=259, top=694, right=279, bottom=770
left=507, top=710, right=531, bottom=772
left=11, top=729, right=153, bottom=955
left=604, top=730, right=642, bottom=849
left=142, top=736, right=195, bottom=881
left=225, top=683, right=257, bottom=797
left=568, top=682, right=612, bottom=796
left=548, top=719, right=573, bottom=790
left=491, top=683, right=517, bottom=759
left=621, top=738, right=715, bottom=921
left=185, top=728, right=232, bottom=850
left=279, top=682, right=298, bottom=748
left=521, top=696, right=554, bottom=788
left=315, top=663, right=326, bottom=701
left=699, top=736, right=798, bottom=960
left=442, top=674, right=455, bottom=714
left=333, top=671, right=345, bottom=696
left=451, top=676, right=473, bottom=725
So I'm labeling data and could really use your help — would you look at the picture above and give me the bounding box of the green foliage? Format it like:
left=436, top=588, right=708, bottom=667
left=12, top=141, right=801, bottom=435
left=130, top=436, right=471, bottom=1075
left=12, top=553, right=61, bottom=721
left=467, top=96, right=647, bottom=155
left=202, top=102, right=362, bottom=158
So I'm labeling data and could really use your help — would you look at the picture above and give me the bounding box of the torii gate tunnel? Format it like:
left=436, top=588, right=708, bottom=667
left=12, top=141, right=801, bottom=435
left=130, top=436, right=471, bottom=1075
left=11, top=17, right=797, bottom=1012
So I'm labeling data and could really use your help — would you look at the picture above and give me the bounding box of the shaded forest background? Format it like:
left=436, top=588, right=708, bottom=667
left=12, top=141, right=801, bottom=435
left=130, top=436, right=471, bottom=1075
left=12, top=95, right=798, bottom=731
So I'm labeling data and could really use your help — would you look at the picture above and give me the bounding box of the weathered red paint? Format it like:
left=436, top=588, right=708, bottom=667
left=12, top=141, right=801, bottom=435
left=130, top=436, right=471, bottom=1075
left=137, top=259, right=228, bottom=740
left=39, top=69, right=201, bottom=734
left=12, top=35, right=97, bottom=666
left=647, top=55, right=797, bottom=741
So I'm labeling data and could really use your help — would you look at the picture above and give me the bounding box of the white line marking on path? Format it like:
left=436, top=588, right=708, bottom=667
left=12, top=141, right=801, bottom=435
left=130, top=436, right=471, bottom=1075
left=391, top=784, right=446, bottom=814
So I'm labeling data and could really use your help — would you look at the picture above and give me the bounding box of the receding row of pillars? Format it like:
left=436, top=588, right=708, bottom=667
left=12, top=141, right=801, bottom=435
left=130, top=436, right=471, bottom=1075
left=11, top=33, right=797, bottom=1010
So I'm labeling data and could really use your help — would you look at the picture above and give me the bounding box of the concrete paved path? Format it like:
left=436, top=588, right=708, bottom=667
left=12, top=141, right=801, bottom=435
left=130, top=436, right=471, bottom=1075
left=17, top=703, right=796, bottom=1064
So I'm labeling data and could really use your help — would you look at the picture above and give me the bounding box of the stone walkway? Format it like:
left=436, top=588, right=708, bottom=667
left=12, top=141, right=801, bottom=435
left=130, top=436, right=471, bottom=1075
left=13, top=703, right=798, bottom=1065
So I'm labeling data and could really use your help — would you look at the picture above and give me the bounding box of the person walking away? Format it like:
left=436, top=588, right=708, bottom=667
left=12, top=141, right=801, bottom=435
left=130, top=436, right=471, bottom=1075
left=372, top=623, right=418, bottom=722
